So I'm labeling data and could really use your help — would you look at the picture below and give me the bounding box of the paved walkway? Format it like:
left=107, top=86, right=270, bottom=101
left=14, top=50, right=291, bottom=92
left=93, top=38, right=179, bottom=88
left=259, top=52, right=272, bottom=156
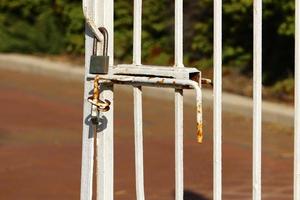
left=0, top=68, right=294, bottom=199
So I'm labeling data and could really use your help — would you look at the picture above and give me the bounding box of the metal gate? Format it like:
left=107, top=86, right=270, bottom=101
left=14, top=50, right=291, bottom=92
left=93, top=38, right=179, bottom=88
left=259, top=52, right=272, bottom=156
left=80, top=0, right=300, bottom=199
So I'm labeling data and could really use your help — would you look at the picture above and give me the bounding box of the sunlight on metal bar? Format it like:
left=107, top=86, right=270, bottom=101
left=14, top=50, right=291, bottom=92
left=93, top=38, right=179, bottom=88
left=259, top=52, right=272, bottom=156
left=80, top=0, right=114, bottom=199
left=253, top=0, right=262, bottom=199
left=175, top=88, right=184, bottom=200
left=133, top=86, right=145, bottom=200
left=294, top=0, right=300, bottom=199
left=94, top=0, right=114, bottom=200
left=175, top=0, right=184, bottom=199
left=213, top=0, right=222, bottom=199
left=133, top=0, right=142, bottom=66
left=80, top=0, right=96, bottom=199
left=82, top=0, right=104, bottom=42
left=133, top=0, right=145, bottom=200
left=175, top=0, right=184, bottom=68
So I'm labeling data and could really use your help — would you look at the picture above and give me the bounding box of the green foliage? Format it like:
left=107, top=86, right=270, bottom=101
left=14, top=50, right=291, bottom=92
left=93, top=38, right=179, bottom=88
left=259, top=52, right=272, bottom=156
left=0, top=0, right=83, bottom=54
left=114, top=0, right=133, bottom=63
left=188, top=0, right=213, bottom=68
left=0, top=0, right=296, bottom=85
left=141, top=0, right=174, bottom=65
left=272, top=77, right=294, bottom=95
left=270, top=77, right=294, bottom=101
left=262, top=0, right=295, bottom=85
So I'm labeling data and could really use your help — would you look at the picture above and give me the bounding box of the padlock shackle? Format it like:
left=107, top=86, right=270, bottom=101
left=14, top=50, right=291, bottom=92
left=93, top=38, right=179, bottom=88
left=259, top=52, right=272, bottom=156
left=99, top=27, right=109, bottom=56
left=92, top=27, right=109, bottom=56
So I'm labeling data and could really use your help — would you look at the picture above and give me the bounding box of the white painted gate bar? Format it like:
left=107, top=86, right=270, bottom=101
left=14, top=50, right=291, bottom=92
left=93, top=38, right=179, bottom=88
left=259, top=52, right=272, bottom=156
left=213, top=0, right=222, bottom=199
left=295, top=0, right=300, bottom=199
left=253, top=0, right=262, bottom=199
left=81, top=0, right=114, bottom=199
left=95, top=0, right=114, bottom=200
left=175, top=0, right=184, bottom=199
left=133, top=0, right=145, bottom=199
left=94, top=1, right=115, bottom=200
left=81, top=0, right=98, bottom=199
left=80, top=0, right=300, bottom=199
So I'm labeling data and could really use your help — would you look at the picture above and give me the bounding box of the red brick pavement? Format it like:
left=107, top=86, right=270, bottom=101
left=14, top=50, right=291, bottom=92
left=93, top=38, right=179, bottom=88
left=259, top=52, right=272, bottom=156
left=0, top=69, right=295, bottom=199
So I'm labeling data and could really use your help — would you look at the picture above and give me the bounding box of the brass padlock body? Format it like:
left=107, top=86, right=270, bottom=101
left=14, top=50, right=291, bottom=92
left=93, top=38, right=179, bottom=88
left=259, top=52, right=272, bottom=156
left=89, top=27, right=109, bottom=74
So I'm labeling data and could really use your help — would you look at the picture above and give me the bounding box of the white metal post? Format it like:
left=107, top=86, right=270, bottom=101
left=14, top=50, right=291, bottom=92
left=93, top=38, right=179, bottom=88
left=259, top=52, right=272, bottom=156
left=80, top=0, right=114, bottom=199
left=295, top=0, right=300, bottom=199
left=253, top=0, right=262, bottom=199
left=213, top=0, right=222, bottom=199
left=175, top=0, right=184, bottom=199
left=95, top=0, right=114, bottom=199
left=133, top=0, right=145, bottom=199
left=81, top=0, right=96, bottom=199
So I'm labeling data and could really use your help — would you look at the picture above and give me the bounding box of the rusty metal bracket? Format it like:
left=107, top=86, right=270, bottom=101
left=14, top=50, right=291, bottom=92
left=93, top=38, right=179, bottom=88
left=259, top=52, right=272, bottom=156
left=88, top=69, right=205, bottom=143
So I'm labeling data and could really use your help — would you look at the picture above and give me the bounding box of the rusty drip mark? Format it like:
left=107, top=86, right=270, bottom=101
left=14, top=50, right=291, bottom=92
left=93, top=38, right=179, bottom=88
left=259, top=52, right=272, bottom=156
left=197, top=104, right=202, bottom=114
left=197, top=123, right=203, bottom=143
left=156, top=79, right=165, bottom=84
left=201, top=78, right=213, bottom=86
left=93, top=75, right=101, bottom=101
left=197, top=100, right=203, bottom=143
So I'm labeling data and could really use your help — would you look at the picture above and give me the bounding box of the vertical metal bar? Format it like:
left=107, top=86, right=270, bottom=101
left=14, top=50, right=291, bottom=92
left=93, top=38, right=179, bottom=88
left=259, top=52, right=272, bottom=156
left=133, top=0, right=145, bottom=200
left=213, top=0, right=222, bottom=199
left=133, top=0, right=142, bottom=66
left=253, top=0, right=262, bottom=199
left=175, top=0, right=184, bottom=68
left=95, top=0, right=114, bottom=199
left=295, top=0, right=300, bottom=199
left=175, top=88, right=184, bottom=200
left=81, top=0, right=96, bottom=199
left=133, top=86, right=145, bottom=200
left=175, top=0, right=184, bottom=199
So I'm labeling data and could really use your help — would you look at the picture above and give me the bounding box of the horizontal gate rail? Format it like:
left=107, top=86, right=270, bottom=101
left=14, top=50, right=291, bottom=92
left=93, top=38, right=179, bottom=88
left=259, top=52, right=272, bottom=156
left=110, top=64, right=199, bottom=79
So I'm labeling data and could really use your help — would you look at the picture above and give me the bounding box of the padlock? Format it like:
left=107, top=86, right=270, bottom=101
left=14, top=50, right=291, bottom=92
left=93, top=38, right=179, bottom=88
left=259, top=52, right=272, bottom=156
left=89, top=27, right=109, bottom=74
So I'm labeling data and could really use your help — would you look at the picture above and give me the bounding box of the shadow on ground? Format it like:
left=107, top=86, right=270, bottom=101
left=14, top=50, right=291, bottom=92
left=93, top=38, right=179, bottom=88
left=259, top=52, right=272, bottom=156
left=173, top=190, right=210, bottom=200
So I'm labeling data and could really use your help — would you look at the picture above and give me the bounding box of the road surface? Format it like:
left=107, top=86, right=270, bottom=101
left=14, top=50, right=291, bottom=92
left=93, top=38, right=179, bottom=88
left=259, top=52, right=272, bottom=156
left=0, top=68, right=294, bottom=199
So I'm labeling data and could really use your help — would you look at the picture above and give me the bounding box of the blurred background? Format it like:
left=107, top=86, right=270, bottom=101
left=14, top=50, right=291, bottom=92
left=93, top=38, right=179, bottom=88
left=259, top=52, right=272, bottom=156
left=0, top=0, right=296, bottom=199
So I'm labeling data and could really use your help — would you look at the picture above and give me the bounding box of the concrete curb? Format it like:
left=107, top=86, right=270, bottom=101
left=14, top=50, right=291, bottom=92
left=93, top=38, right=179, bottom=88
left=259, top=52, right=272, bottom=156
left=0, top=53, right=294, bottom=127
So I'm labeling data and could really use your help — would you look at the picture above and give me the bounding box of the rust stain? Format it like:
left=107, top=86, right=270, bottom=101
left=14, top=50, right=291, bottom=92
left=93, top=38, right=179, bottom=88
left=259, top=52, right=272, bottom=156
left=88, top=75, right=110, bottom=112
left=197, top=104, right=202, bottom=114
left=92, top=75, right=100, bottom=101
left=157, top=79, right=165, bottom=84
left=197, top=123, right=203, bottom=144
left=201, top=78, right=213, bottom=86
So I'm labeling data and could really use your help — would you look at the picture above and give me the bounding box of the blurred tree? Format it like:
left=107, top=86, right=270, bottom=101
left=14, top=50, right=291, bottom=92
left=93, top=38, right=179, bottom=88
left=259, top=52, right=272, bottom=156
left=262, top=0, right=295, bottom=85
left=141, top=0, right=174, bottom=65
left=0, top=0, right=83, bottom=54
left=114, top=0, right=133, bottom=63
left=0, top=0, right=296, bottom=85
